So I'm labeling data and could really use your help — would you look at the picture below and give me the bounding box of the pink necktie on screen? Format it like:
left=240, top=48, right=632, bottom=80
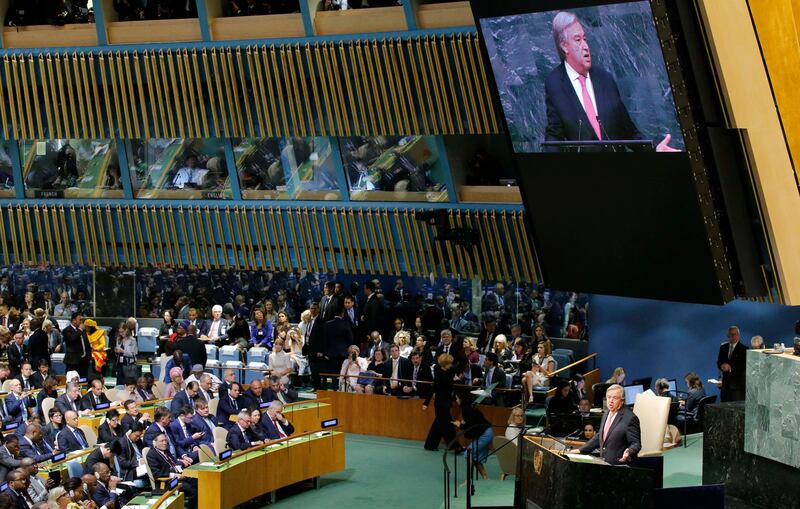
left=578, top=75, right=602, bottom=140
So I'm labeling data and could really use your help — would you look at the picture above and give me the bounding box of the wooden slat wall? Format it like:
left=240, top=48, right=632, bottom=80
left=0, top=34, right=499, bottom=139
left=0, top=204, right=538, bottom=281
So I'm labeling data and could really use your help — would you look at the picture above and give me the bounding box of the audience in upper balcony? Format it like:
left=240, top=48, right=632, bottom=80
left=114, top=0, right=198, bottom=21
left=6, top=0, right=92, bottom=26
left=227, top=0, right=300, bottom=16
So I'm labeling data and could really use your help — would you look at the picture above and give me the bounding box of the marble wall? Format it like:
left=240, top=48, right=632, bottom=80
left=480, top=1, right=685, bottom=153
left=704, top=402, right=800, bottom=508
left=744, top=351, right=800, bottom=468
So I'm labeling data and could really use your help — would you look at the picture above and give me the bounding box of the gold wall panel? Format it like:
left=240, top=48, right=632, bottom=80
left=0, top=205, right=537, bottom=282
left=0, top=34, right=499, bottom=139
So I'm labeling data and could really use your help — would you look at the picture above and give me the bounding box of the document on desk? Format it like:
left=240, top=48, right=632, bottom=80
left=135, top=465, right=147, bottom=478
left=565, top=454, right=604, bottom=464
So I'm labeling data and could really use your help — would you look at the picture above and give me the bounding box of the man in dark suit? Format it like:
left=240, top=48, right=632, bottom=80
left=241, top=379, right=270, bottom=408
left=477, top=353, right=507, bottom=405
left=343, top=295, right=359, bottom=338
left=575, top=384, right=641, bottom=465
left=169, top=406, right=202, bottom=461
left=5, top=468, right=33, bottom=509
left=402, top=351, right=433, bottom=400
left=477, top=318, right=499, bottom=355
left=362, top=331, right=390, bottom=360
left=176, top=330, right=207, bottom=370
left=324, top=308, right=353, bottom=379
left=361, top=281, right=383, bottom=340
left=117, top=423, right=147, bottom=483
left=717, top=326, right=748, bottom=402
left=216, top=382, right=243, bottom=430
left=57, top=411, right=91, bottom=453
left=29, top=360, right=49, bottom=390
left=385, top=344, right=412, bottom=396
left=144, top=408, right=194, bottom=467
left=120, top=400, right=151, bottom=434
left=217, top=369, right=236, bottom=400
left=62, top=312, right=90, bottom=377
left=55, top=383, right=82, bottom=416
left=19, top=423, right=55, bottom=463
left=7, top=332, right=28, bottom=378
left=190, top=400, right=217, bottom=450
left=92, top=462, right=125, bottom=508
left=260, top=401, right=295, bottom=440
left=544, top=11, right=678, bottom=153
left=263, top=376, right=298, bottom=405
left=147, top=433, right=198, bottom=509
left=431, top=329, right=461, bottom=364
left=80, top=378, right=111, bottom=411
left=227, top=410, right=265, bottom=451
left=169, top=382, right=199, bottom=418
left=26, top=319, right=48, bottom=371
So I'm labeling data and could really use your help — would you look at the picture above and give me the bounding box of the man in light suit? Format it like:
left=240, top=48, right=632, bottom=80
left=0, top=435, right=21, bottom=483
left=573, top=384, right=641, bottom=465
left=544, top=11, right=678, bottom=153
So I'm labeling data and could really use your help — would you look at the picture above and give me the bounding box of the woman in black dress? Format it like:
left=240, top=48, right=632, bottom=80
left=423, top=353, right=456, bottom=451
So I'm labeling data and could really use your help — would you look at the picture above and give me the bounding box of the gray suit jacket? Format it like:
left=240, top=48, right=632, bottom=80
left=0, top=445, right=20, bottom=482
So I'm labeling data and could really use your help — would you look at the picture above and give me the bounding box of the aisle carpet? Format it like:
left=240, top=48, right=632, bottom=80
left=256, top=433, right=704, bottom=508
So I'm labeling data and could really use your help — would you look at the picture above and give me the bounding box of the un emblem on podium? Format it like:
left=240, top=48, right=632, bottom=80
left=533, top=450, right=543, bottom=475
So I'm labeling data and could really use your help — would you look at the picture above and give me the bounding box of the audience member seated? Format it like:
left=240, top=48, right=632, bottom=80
left=362, top=332, right=389, bottom=360
left=43, top=408, right=63, bottom=445
left=145, top=407, right=195, bottom=468
left=576, top=398, right=592, bottom=417
left=0, top=435, right=21, bottom=482
left=56, top=411, right=90, bottom=453
left=522, top=342, right=556, bottom=403
left=163, top=349, right=192, bottom=384
left=217, top=382, right=244, bottom=430
left=92, top=462, right=128, bottom=508
left=190, top=400, right=218, bottom=449
left=677, top=372, right=707, bottom=425
left=547, top=380, right=577, bottom=417
left=118, top=422, right=147, bottom=485
left=4, top=468, right=32, bottom=509
left=98, top=409, right=123, bottom=444
left=655, top=378, right=678, bottom=402
left=20, top=457, right=51, bottom=504
left=120, top=400, right=151, bottom=434
left=136, top=376, right=157, bottom=401
left=478, top=353, right=507, bottom=405
left=6, top=0, right=93, bottom=26
left=461, top=337, right=480, bottom=365
left=261, top=401, right=294, bottom=440
left=4, top=378, right=32, bottom=424
left=169, top=406, right=203, bottom=462
left=750, top=335, right=765, bottom=349
left=19, top=423, right=55, bottom=463
left=227, top=410, right=265, bottom=451
left=248, top=408, right=267, bottom=442
left=493, top=335, right=513, bottom=363
left=163, top=367, right=186, bottom=399
left=264, top=375, right=298, bottom=404
left=385, top=344, right=412, bottom=396
left=147, top=433, right=199, bottom=509
left=80, top=379, right=111, bottom=411
left=170, top=381, right=199, bottom=418
left=505, top=405, right=526, bottom=446
left=580, top=423, right=596, bottom=441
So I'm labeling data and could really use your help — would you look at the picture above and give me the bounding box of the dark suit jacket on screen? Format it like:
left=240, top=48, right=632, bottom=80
left=545, top=63, right=644, bottom=150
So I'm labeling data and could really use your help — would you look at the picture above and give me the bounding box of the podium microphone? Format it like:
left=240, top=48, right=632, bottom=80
left=596, top=116, right=616, bottom=153
left=577, top=119, right=583, bottom=153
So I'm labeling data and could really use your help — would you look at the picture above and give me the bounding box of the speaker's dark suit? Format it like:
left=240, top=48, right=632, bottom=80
left=717, top=341, right=748, bottom=402
left=545, top=62, right=644, bottom=150
left=578, top=405, right=641, bottom=465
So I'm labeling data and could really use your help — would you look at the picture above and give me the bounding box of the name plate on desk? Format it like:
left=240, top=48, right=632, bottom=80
left=219, top=449, right=233, bottom=461
left=94, top=402, right=111, bottom=410
left=2, top=422, right=19, bottom=431
left=52, top=452, right=66, bottom=463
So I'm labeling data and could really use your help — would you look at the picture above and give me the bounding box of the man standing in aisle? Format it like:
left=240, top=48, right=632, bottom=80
left=717, top=325, right=748, bottom=402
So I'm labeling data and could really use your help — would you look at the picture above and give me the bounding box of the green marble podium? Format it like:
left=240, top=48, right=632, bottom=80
left=744, top=349, right=800, bottom=468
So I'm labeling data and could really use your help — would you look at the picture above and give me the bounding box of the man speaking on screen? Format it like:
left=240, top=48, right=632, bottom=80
left=544, top=11, right=678, bottom=152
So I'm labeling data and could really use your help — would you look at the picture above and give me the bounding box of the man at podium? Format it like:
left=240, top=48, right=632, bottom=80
left=570, top=384, right=641, bottom=465
left=544, top=11, right=679, bottom=152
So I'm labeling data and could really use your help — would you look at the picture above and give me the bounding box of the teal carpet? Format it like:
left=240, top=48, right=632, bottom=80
left=258, top=432, right=703, bottom=508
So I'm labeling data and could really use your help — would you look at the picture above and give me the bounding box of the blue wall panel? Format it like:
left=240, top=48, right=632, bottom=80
left=590, top=295, right=800, bottom=398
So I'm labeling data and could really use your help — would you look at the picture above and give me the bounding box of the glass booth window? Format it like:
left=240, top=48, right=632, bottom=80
left=127, top=139, right=232, bottom=199
left=21, top=140, right=122, bottom=198
left=0, top=142, right=14, bottom=198
left=340, top=136, right=448, bottom=202
left=234, top=137, right=340, bottom=200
